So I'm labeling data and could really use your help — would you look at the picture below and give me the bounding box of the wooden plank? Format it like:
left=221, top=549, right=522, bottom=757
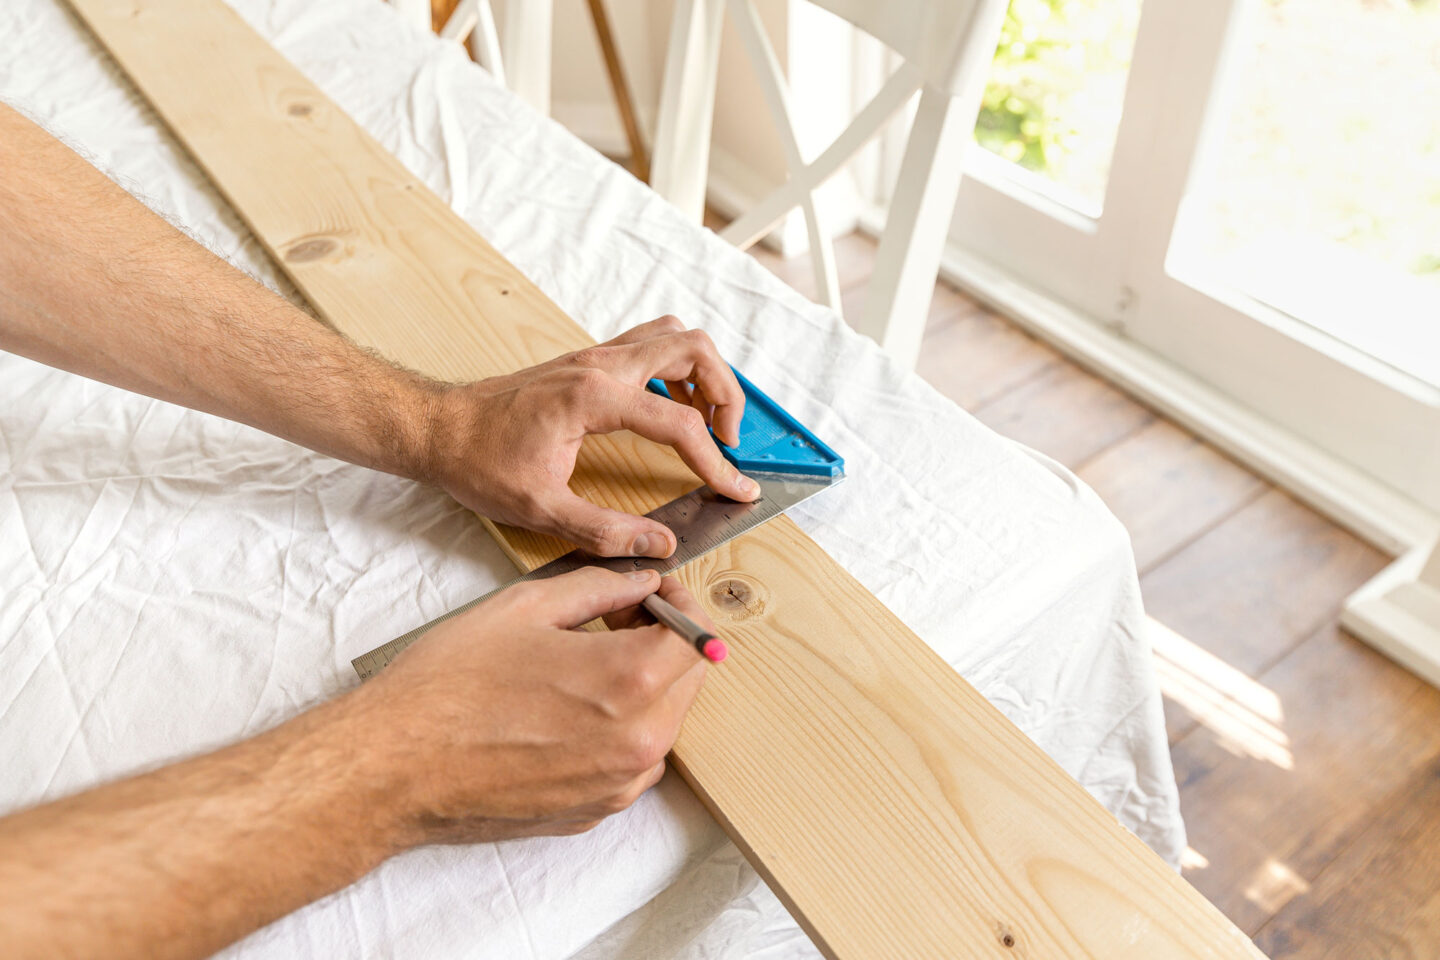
left=1143, top=489, right=1388, bottom=739
left=62, top=1, right=1266, bottom=956
left=1251, top=753, right=1440, bottom=960
left=1077, top=419, right=1267, bottom=574
left=972, top=361, right=1153, bottom=467
left=1172, top=622, right=1440, bottom=936
left=840, top=268, right=982, bottom=330
left=917, top=310, right=1065, bottom=412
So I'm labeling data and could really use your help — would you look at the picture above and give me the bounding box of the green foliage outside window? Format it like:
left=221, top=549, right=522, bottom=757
left=973, top=0, right=1140, bottom=205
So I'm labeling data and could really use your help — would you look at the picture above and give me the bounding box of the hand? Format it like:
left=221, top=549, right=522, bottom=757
left=422, top=316, right=759, bottom=558
left=350, top=568, right=713, bottom=844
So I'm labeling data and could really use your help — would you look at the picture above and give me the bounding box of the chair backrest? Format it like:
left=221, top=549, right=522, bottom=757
left=651, top=0, right=1007, bottom=367
left=811, top=0, right=1003, bottom=96
left=434, top=0, right=552, bottom=114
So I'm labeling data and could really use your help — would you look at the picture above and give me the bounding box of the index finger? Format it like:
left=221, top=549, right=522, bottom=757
left=595, top=384, right=759, bottom=502
left=499, top=566, right=662, bottom=630
left=602, top=575, right=716, bottom=633
left=614, top=329, right=747, bottom=450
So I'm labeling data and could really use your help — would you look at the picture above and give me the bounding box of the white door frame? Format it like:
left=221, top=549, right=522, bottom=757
left=860, top=0, right=1440, bottom=683
left=932, top=0, right=1440, bottom=516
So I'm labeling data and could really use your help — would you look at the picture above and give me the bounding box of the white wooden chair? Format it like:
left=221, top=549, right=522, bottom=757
left=393, top=0, right=555, bottom=114
left=415, top=0, right=649, bottom=182
left=651, top=0, right=1008, bottom=369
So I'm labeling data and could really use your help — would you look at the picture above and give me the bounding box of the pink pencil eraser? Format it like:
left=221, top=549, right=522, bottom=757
left=702, top=638, right=728, bottom=663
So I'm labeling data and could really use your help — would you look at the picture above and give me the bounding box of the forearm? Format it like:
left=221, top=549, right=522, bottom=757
left=0, top=693, right=413, bottom=960
left=0, top=103, right=438, bottom=479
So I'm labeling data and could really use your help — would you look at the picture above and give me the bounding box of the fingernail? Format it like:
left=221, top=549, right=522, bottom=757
left=627, top=570, right=655, bottom=582
left=737, top=476, right=760, bottom=498
left=631, top=534, right=651, bottom=556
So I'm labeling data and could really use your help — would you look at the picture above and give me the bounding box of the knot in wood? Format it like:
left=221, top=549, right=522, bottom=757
left=286, top=102, right=314, bottom=117
left=284, top=236, right=340, bottom=263
left=707, top=575, right=766, bottom=622
left=995, top=923, right=1018, bottom=950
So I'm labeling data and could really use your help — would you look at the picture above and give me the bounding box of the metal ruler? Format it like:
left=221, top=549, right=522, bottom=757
left=350, top=470, right=839, bottom=680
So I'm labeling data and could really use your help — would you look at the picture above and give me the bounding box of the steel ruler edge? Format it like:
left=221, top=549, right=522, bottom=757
left=353, top=472, right=833, bottom=679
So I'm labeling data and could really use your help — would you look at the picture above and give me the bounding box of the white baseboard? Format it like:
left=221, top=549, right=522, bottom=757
left=856, top=207, right=1437, bottom=557
left=860, top=205, right=1440, bottom=684
left=1343, top=543, right=1440, bottom=687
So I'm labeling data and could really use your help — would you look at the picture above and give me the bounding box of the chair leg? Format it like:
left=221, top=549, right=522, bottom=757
left=467, top=2, right=506, bottom=85
left=502, top=0, right=554, bottom=115
left=651, top=0, right=725, bottom=222
left=587, top=0, right=650, bottom=183
left=857, top=84, right=974, bottom=369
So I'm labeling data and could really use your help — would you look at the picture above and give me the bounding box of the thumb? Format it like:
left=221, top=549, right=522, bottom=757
left=541, top=490, right=676, bottom=558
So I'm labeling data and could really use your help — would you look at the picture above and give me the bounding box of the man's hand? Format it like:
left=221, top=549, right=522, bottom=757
left=2, top=106, right=755, bottom=562
left=0, top=568, right=717, bottom=959
left=355, top=567, right=711, bottom=843
left=423, top=316, right=760, bottom=559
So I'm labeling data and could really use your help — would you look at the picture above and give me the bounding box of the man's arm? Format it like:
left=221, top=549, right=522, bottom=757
left=0, top=103, right=758, bottom=557
left=0, top=569, right=710, bottom=960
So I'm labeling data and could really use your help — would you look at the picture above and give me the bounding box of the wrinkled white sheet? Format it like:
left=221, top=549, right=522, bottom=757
left=0, top=1, right=1186, bottom=956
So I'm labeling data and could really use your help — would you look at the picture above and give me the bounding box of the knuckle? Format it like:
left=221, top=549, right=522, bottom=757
left=570, top=365, right=609, bottom=397
left=624, top=663, right=663, bottom=700
left=598, top=792, right=632, bottom=816
left=684, top=328, right=715, bottom=352
left=502, top=580, right=544, bottom=609
left=676, top=406, right=707, bottom=438
left=589, top=517, right=630, bottom=554
left=512, top=486, right=547, bottom=520
left=615, top=726, right=665, bottom=775
left=601, top=780, right=648, bottom=815
left=655, top=314, right=685, bottom=333
left=559, top=368, right=610, bottom=413
left=570, top=346, right=607, bottom=369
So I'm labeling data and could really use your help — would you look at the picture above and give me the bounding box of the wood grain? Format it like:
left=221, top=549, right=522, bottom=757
left=972, top=361, right=1155, bottom=467
left=1077, top=419, right=1267, bottom=573
left=63, top=1, right=1266, bottom=955
left=839, top=271, right=983, bottom=332
left=1172, top=622, right=1440, bottom=935
left=917, top=309, right=1065, bottom=411
left=1252, top=755, right=1440, bottom=960
left=1143, top=490, right=1388, bottom=725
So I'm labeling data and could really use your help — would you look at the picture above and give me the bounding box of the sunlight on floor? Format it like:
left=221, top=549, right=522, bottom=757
left=1147, top=617, right=1294, bottom=770
left=1180, top=846, right=1210, bottom=872
left=1243, top=857, right=1310, bottom=916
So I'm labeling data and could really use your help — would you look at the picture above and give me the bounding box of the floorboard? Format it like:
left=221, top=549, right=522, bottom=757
left=1172, top=622, right=1440, bottom=934
left=838, top=273, right=982, bottom=328
left=1077, top=419, right=1267, bottom=574
left=1252, top=755, right=1440, bottom=960
left=970, top=361, right=1155, bottom=469
left=1141, top=489, right=1387, bottom=687
left=918, top=310, right=1065, bottom=410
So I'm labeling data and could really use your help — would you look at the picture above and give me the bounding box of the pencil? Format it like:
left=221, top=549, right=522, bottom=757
left=642, top=593, right=728, bottom=662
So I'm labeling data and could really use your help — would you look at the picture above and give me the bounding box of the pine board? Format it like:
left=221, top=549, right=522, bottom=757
left=62, top=0, right=1266, bottom=956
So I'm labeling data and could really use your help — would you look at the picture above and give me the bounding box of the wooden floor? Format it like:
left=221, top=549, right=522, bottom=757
left=742, top=229, right=1440, bottom=960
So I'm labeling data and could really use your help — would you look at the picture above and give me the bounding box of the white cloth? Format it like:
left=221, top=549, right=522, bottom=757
left=0, top=1, right=1185, bottom=957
